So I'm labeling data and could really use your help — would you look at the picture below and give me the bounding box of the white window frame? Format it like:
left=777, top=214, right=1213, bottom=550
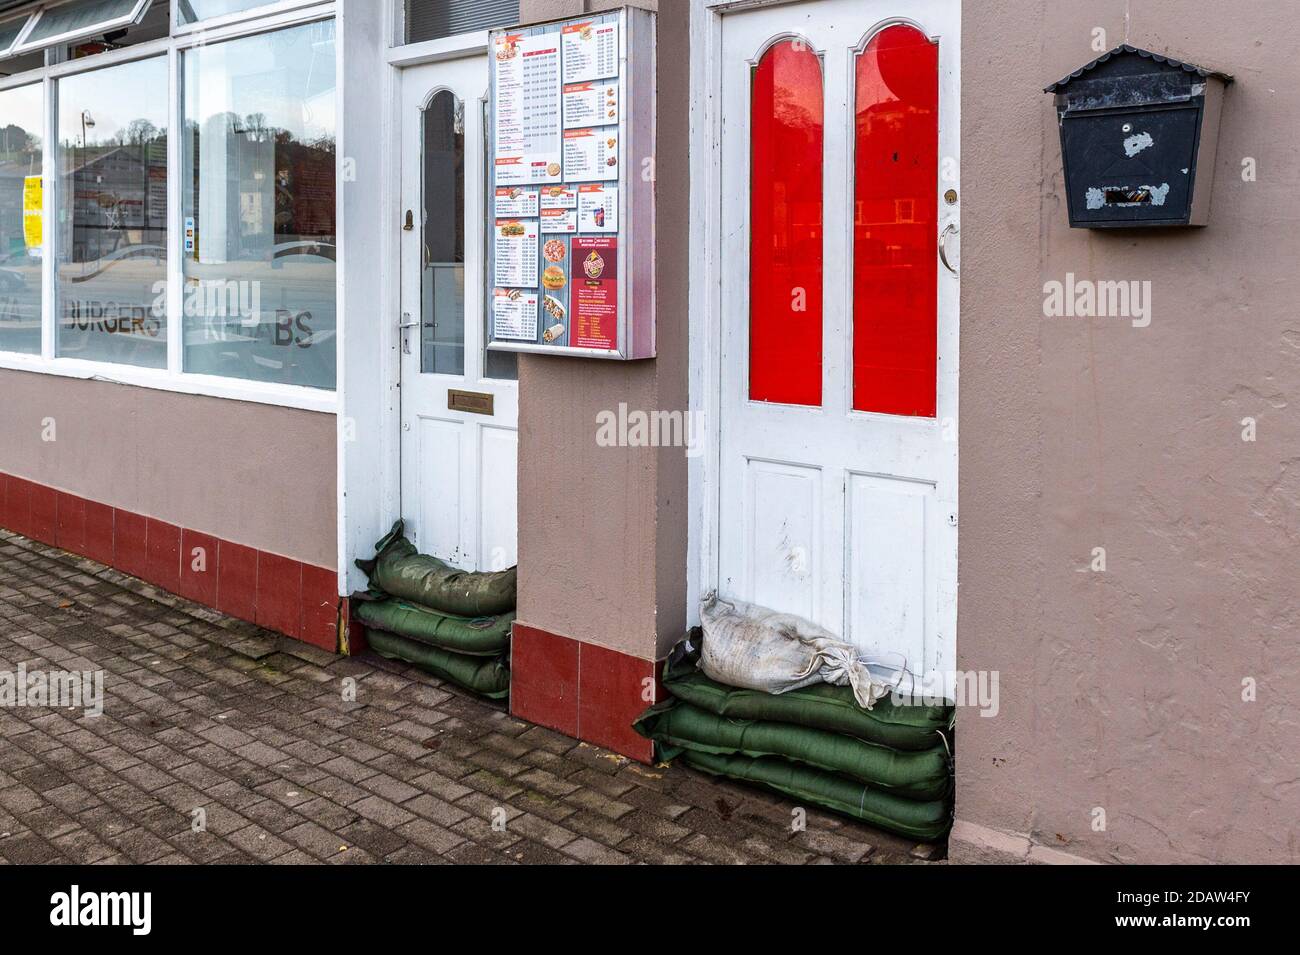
left=0, top=0, right=339, bottom=413
left=13, top=0, right=153, bottom=55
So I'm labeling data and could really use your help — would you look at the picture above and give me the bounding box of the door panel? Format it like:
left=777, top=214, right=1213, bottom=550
left=401, top=57, right=519, bottom=572
left=415, top=416, right=464, bottom=562
left=716, top=0, right=959, bottom=683
left=744, top=459, right=822, bottom=622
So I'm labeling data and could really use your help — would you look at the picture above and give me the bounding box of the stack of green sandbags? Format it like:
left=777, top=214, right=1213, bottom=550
left=354, top=520, right=516, bottom=699
left=635, top=641, right=955, bottom=841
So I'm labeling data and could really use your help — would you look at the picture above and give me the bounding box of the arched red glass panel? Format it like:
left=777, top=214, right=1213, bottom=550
left=749, top=39, right=823, bottom=406
left=852, top=24, right=939, bottom=417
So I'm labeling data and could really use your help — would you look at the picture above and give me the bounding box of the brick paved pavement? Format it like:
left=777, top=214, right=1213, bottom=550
left=0, top=530, right=941, bottom=865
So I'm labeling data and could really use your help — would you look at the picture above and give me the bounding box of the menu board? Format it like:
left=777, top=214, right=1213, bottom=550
left=489, top=13, right=633, bottom=356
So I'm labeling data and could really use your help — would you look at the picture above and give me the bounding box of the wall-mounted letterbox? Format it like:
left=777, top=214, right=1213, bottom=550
left=1046, top=45, right=1232, bottom=228
left=485, top=7, right=655, bottom=359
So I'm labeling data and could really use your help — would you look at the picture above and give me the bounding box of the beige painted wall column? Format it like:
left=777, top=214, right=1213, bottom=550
left=510, top=0, right=689, bottom=759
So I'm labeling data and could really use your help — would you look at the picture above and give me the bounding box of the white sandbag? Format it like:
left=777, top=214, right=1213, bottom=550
left=698, top=592, right=901, bottom=709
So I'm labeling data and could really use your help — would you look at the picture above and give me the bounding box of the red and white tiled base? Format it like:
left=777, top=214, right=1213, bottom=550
left=2, top=472, right=663, bottom=763
left=0, top=471, right=341, bottom=653
left=510, top=623, right=663, bottom=764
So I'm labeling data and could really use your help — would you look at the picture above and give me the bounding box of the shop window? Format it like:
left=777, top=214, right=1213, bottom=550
left=55, top=55, right=168, bottom=368
left=176, top=0, right=278, bottom=25
left=851, top=24, right=938, bottom=418
left=0, top=82, right=43, bottom=356
left=405, top=0, right=519, bottom=44
left=181, top=19, right=336, bottom=389
left=749, top=38, right=823, bottom=406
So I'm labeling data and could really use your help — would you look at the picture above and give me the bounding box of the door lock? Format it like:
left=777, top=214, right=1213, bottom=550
left=403, top=209, right=414, bottom=231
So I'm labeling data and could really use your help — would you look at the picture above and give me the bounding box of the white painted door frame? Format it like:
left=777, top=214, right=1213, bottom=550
left=687, top=0, right=960, bottom=685
left=396, top=49, right=519, bottom=572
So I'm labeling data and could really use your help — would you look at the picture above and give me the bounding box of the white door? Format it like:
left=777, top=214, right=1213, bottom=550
left=715, top=0, right=960, bottom=684
left=400, top=57, right=519, bottom=572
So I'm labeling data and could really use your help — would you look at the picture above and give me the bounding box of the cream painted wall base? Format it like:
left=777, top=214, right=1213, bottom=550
left=948, top=819, right=1103, bottom=865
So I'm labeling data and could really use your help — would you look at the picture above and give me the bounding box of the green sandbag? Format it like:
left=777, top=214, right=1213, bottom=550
left=356, top=520, right=516, bottom=617
left=664, top=655, right=953, bottom=752
left=634, top=701, right=951, bottom=801
left=680, top=749, right=952, bottom=842
left=365, top=628, right=510, bottom=699
left=353, top=598, right=513, bottom=656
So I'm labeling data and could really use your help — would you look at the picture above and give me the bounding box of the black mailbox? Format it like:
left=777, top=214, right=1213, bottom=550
left=1046, top=45, right=1232, bottom=228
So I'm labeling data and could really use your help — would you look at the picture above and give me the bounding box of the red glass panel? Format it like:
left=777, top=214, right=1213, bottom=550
left=749, top=40, right=823, bottom=406
left=852, top=25, right=939, bottom=417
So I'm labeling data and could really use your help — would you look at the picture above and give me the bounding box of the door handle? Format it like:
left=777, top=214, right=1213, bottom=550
left=400, top=313, right=418, bottom=355
left=939, top=223, right=959, bottom=275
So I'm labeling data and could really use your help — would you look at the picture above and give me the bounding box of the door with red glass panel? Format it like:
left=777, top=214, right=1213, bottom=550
left=716, top=0, right=959, bottom=683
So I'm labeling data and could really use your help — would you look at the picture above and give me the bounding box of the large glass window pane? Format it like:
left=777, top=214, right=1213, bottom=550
left=421, top=89, right=464, bottom=375
left=749, top=39, right=823, bottom=406
left=852, top=25, right=938, bottom=417
left=0, top=83, right=43, bottom=356
left=177, top=0, right=271, bottom=24
left=56, top=56, right=168, bottom=368
left=182, top=19, right=337, bottom=389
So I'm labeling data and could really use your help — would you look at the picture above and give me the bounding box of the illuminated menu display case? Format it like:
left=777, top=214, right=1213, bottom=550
left=486, top=6, right=655, bottom=360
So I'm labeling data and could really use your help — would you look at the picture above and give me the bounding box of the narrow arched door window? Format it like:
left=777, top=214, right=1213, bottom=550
left=422, top=88, right=466, bottom=374
left=749, top=39, right=824, bottom=407
left=852, top=24, right=939, bottom=417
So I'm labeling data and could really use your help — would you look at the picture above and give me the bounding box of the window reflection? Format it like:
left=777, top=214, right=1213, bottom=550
left=852, top=25, right=938, bottom=417
left=182, top=19, right=337, bottom=389
left=749, top=39, right=823, bottom=407
left=422, top=88, right=465, bottom=376
left=0, top=83, right=43, bottom=356
left=56, top=56, right=168, bottom=368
